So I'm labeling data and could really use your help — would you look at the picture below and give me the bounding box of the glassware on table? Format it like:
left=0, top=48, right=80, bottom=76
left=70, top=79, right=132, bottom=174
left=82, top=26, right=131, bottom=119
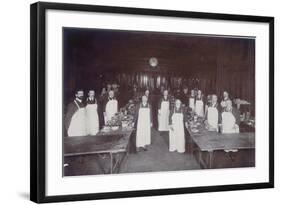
left=194, top=114, right=198, bottom=122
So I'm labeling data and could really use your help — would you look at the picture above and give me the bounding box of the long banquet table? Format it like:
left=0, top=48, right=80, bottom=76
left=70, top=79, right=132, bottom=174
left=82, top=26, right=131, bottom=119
left=186, top=124, right=255, bottom=169
left=64, top=127, right=134, bottom=174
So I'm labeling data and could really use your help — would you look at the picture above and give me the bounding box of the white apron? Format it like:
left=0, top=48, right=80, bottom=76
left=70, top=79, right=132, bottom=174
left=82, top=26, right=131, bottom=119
left=158, top=101, right=170, bottom=131
left=207, top=107, right=219, bottom=130
left=86, top=103, right=99, bottom=135
left=68, top=101, right=86, bottom=137
left=222, top=112, right=239, bottom=133
left=195, top=99, right=204, bottom=117
left=189, top=98, right=195, bottom=111
left=104, top=99, right=118, bottom=123
left=136, top=107, right=151, bottom=148
left=169, top=113, right=185, bottom=153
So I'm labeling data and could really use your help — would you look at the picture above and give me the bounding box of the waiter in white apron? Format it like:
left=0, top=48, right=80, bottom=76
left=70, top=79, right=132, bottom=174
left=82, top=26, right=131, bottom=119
left=221, top=100, right=240, bottom=133
left=189, top=89, right=196, bottom=111
left=158, top=90, right=170, bottom=131
left=85, top=90, right=99, bottom=135
left=205, top=94, right=220, bottom=131
left=104, top=90, right=118, bottom=124
left=135, top=95, right=152, bottom=151
left=169, top=99, right=185, bottom=153
left=220, top=91, right=230, bottom=111
left=144, top=89, right=151, bottom=103
left=195, top=89, right=204, bottom=117
left=106, top=83, right=112, bottom=93
left=65, top=90, right=87, bottom=137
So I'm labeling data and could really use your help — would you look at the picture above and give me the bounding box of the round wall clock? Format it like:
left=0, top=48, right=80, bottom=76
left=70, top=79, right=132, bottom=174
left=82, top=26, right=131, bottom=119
left=149, top=57, right=158, bottom=67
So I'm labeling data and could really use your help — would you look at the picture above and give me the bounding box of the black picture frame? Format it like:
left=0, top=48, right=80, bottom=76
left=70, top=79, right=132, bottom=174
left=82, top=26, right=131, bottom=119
left=30, top=1, right=274, bottom=203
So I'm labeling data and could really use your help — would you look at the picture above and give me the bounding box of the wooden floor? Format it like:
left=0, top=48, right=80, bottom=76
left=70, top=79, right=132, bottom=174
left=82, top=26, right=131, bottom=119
left=120, top=129, right=200, bottom=173
left=64, top=128, right=200, bottom=176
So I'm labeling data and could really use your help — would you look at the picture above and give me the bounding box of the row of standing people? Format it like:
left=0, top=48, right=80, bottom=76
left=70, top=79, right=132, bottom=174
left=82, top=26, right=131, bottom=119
left=156, top=89, right=240, bottom=133
left=65, top=87, right=240, bottom=154
left=138, top=88, right=239, bottom=132
left=64, top=89, right=118, bottom=137
left=136, top=89, right=240, bottom=153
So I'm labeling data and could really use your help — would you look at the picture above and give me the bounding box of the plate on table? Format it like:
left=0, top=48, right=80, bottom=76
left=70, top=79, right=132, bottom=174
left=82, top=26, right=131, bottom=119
left=191, top=128, right=199, bottom=133
left=101, top=126, right=110, bottom=132
left=111, top=126, right=119, bottom=131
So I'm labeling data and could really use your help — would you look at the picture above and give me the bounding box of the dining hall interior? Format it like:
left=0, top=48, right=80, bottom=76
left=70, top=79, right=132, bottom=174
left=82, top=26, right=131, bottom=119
left=63, top=28, right=255, bottom=176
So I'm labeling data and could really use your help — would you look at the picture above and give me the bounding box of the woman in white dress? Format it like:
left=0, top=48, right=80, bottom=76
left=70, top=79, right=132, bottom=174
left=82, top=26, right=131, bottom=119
left=104, top=90, right=118, bottom=124
left=169, top=99, right=185, bottom=153
left=85, top=90, right=99, bottom=135
left=158, top=89, right=170, bottom=131
left=144, top=89, right=151, bottom=104
left=135, top=95, right=153, bottom=151
left=189, top=89, right=196, bottom=111
left=221, top=100, right=240, bottom=133
left=220, top=91, right=230, bottom=111
left=195, top=89, right=204, bottom=117
left=205, top=94, right=221, bottom=131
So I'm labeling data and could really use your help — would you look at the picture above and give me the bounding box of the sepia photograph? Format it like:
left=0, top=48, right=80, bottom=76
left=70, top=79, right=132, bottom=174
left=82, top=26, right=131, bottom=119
left=29, top=2, right=274, bottom=202
left=63, top=28, right=255, bottom=176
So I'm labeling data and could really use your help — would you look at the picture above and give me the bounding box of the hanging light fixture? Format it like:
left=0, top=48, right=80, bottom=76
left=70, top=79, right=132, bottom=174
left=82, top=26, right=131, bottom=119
left=149, top=57, right=158, bottom=68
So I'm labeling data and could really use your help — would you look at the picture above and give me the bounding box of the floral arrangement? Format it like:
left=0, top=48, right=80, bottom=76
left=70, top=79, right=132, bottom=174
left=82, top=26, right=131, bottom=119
left=105, top=113, right=122, bottom=127
left=106, top=110, right=134, bottom=128
left=125, top=100, right=137, bottom=116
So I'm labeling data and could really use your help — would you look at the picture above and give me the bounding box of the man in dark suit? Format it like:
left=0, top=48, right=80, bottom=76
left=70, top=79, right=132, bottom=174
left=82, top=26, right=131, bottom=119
left=64, top=89, right=86, bottom=137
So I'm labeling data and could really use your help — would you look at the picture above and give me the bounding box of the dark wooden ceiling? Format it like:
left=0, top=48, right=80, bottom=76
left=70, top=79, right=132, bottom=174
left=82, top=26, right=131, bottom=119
left=64, top=28, right=254, bottom=76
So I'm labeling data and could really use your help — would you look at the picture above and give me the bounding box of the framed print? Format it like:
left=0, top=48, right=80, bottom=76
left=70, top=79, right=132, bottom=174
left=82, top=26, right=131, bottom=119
left=30, top=1, right=274, bottom=203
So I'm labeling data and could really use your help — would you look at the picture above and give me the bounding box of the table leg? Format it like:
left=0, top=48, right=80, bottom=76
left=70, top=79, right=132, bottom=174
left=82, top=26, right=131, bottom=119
left=110, top=152, right=113, bottom=174
left=198, top=150, right=205, bottom=169
left=96, top=155, right=107, bottom=174
left=208, top=151, right=214, bottom=169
